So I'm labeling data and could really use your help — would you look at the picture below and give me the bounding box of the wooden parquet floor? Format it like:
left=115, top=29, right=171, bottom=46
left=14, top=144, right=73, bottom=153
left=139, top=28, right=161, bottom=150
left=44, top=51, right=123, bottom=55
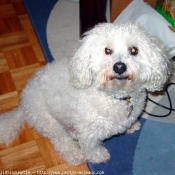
left=0, top=0, right=89, bottom=174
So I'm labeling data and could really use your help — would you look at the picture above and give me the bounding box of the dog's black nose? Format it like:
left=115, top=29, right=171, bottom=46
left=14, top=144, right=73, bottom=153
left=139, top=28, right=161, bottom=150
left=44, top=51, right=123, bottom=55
left=113, top=62, right=127, bottom=74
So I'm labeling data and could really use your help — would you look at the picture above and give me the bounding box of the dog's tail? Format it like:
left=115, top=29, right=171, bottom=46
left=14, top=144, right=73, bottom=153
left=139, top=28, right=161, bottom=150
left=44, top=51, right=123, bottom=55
left=0, top=107, right=25, bottom=146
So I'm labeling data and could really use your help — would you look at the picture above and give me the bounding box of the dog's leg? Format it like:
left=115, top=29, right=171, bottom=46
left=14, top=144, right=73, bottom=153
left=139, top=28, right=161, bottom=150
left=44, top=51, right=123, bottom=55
left=126, top=120, right=141, bottom=134
left=26, top=111, right=86, bottom=166
left=78, top=136, right=110, bottom=164
left=125, top=91, right=146, bottom=134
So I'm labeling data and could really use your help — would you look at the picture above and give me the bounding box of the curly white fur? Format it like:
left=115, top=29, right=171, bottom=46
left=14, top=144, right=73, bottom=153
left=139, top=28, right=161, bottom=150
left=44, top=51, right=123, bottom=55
left=0, top=23, right=170, bottom=165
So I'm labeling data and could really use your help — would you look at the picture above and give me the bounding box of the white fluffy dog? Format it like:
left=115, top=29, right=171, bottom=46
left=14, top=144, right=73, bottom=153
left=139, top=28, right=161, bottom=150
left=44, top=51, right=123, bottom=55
left=0, top=23, right=170, bottom=166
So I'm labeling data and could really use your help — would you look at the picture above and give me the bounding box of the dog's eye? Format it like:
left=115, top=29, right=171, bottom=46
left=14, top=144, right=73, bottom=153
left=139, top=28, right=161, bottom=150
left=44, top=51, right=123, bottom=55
left=105, top=48, right=113, bottom=55
left=129, top=47, right=138, bottom=56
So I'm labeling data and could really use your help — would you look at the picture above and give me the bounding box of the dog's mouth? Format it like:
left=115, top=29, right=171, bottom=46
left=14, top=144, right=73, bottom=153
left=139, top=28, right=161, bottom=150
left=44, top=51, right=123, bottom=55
left=115, top=75, right=129, bottom=80
left=110, top=75, right=131, bottom=81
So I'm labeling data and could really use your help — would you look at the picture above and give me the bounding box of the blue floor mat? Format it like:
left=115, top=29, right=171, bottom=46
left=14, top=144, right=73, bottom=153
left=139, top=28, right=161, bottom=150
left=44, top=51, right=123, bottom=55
left=87, top=118, right=146, bottom=175
left=23, top=0, right=58, bottom=62
left=88, top=118, right=175, bottom=175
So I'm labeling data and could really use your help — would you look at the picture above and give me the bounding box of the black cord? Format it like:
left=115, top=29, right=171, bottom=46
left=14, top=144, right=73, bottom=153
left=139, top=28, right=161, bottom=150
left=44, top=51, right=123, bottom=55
left=143, top=83, right=175, bottom=117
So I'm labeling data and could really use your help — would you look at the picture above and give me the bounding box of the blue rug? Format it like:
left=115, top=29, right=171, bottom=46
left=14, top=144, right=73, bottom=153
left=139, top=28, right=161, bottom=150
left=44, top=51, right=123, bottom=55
left=23, top=0, right=57, bottom=62
left=23, top=1, right=175, bottom=174
left=88, top=118, right=175, bottom=175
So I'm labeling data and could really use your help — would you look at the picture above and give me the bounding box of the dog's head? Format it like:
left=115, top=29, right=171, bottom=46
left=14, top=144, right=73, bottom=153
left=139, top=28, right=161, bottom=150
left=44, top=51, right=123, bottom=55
left=70, top=23, right=170, bottom=94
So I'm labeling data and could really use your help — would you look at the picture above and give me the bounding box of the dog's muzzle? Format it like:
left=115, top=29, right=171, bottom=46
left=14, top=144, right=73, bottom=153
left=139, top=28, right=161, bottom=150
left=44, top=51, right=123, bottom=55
left=108, top=62, right=130, bottom=81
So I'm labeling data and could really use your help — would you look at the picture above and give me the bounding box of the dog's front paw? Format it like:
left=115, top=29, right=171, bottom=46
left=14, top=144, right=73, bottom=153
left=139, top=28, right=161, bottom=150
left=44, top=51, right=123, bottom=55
left=86, top=146, right=110, bottom=164
left=64, top=149, right=86, bottom=166
left=126, top=120, right=141, bottom=134
left=54, top=142, right=86, bottom=166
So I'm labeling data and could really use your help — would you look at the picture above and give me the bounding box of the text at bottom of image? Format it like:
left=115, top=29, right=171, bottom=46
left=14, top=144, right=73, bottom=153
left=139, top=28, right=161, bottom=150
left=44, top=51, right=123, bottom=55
left=0, top=170, right=105, bottom=175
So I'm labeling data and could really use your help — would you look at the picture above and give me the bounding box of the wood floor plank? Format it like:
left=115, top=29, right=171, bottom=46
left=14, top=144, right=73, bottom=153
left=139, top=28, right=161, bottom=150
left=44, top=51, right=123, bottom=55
left=0, top=71, right=16, bottom=94
left=36, top=138, right=65, bottom=169
left=0, top=53, right=9, bottom=73
left=25, top=28, right=38, bottom=45
left=0, top=4, right=15, bottom=18
left=5, top=46, right=38, bottom=69
left=0, top=4, right=23, bottom=35
left=0, top=0, right=11, bottom=6
left=32, top=43, right=46, bottom=62
left=0, top=159, right=3, bottom=170
left=0, top=91, right=19, bottom=112
left=0, top=31, right=30, bottom=51
left=17, top=124, right=35, bottom=143
left=0, top=140, right=36, bottom=157
left=0, top=15, right=23, bottom=35
left=12, top=1, right=26, bottom=16
left=31, top=129, right=42, bottom=140
left=18, top=14, right=32, bottom=29
left=10, top=63, right=41, bottom=90
left=0, top=141, right=45, bottom=172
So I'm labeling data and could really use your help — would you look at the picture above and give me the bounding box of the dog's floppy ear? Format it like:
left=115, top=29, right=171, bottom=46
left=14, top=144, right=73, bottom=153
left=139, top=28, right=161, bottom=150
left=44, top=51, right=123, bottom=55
left=145, top=37, right=171, bottom=92
left=70, top=35, right=93, bottom=88
left=70, top=23, right=110, bottom=89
